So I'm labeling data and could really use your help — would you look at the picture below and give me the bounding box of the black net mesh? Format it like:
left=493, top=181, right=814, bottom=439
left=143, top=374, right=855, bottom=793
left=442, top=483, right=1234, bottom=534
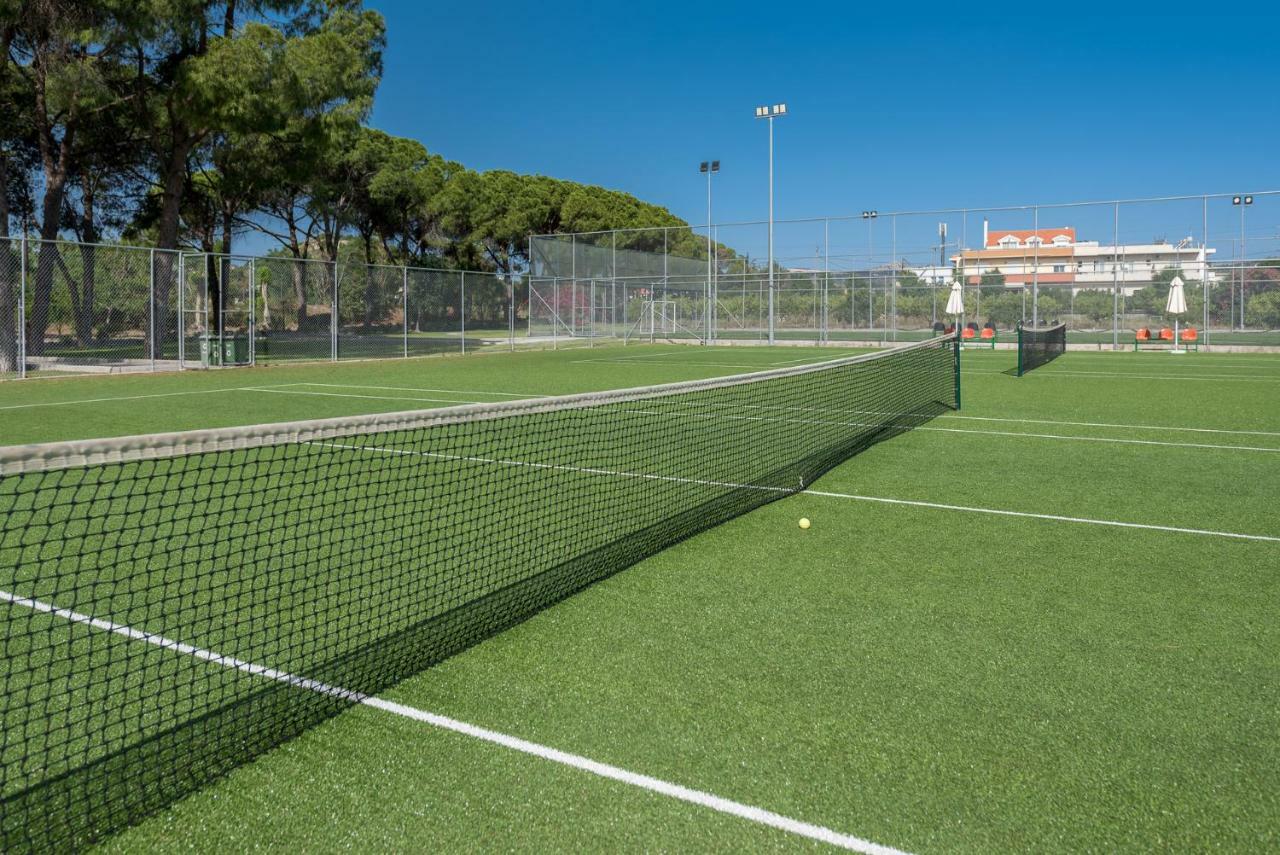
left=0, top=335, right=957, bottom=851
left=1016, top=322, right=1066, bottom=376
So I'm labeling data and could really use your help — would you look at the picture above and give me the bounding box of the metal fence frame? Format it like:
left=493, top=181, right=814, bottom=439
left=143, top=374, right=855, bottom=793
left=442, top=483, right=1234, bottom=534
left=4, top=189, right=1280, bottom=379
left=0, top=241, right=526, bottom=379
left=530, top=189, right=1280, bottom=349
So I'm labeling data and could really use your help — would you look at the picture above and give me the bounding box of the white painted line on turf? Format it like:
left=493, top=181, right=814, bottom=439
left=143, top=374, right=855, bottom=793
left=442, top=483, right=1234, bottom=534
left=290, top=383, right=536, bottom=398
left=0, top=587, right=907, bottom=855
left=595, top=349, right=699, bottom=362
left=0, top=588, right=360, bottom=700
left=241, top=387, right=487, bottom=406
left=0, top=386, right=264, bottom=411
left=918, top=425, right=1280, bottom=454
left=363, top=697, right=909, bottom=855
left=316, top=441, right=1280, bottom=543
left=936, top=413, right=1280, bottom=438
left=768, top=354, right=853, bottom=366
left=802, top=491, right=1280, bottom=543
left=572, top=357, right=774, bottom=370
left=962, top=369, right=1280, bottom=383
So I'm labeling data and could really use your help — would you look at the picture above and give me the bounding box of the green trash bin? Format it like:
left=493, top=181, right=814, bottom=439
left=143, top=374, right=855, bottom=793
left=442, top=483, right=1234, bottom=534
left=199, top=334, right=249, bottom=366
left=222, top=336, right=249, bottom=365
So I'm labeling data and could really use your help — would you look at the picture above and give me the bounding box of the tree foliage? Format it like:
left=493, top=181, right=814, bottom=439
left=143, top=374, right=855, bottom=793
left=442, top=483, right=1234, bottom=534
left=0, top=0, right=701, bottom=363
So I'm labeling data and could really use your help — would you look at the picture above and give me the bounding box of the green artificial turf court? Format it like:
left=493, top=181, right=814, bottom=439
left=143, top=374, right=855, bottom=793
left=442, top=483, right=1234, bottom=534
left=1, top=341, right=1278, bottom=852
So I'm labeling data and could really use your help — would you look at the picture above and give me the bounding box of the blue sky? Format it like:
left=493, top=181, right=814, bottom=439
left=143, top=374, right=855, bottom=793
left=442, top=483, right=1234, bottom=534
left=366, top=1, right=1278, bottom=261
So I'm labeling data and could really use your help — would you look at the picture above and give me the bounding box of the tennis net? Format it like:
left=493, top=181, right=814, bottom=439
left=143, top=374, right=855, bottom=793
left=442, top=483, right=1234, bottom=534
left=0, top=334, right=958, bottom=851
left=1016, top=322, right=1066, bottom=376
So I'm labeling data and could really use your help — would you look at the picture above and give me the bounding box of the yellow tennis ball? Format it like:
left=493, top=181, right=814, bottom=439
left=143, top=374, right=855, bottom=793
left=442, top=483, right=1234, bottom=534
left=798, top=518, right=811, bottom=530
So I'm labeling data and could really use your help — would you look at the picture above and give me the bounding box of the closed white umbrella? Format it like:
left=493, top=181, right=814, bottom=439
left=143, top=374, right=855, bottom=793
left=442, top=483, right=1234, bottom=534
left=945, top=281, right=964, bottom=324
left=1166, top=275, right=1188, bottom=353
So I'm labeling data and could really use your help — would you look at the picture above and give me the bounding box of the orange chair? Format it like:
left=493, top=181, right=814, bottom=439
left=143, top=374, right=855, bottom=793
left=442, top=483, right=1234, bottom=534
left=1180, top=328, right=1197, bottom=342
left=1159, top=327, right=1174, bottom=341
left=1179, top=327, right=1199, bottom=351
left=1136, top=328, right=1151, bottom=341
left=961, top=327, right=976, bottom=339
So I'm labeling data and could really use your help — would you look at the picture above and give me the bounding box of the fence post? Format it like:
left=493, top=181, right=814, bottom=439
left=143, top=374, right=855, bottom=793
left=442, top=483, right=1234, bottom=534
left=508, top=270, right=515, bottom=352
left=459, top=271, right=466, bottom=355
left=177, top=253, right=185, bottom=368
left=1202, top=196, right=1210, bottom=349
left=1032, top=206, right=1040, bottom=328
left=1112, top=203, right=1120, bottom=350
left=953, top=331, right=962, bottom=410
left=331, top=261, right=339, bottom=361
left=403, top=266, right=409, bottom=358
left=149, top=249, right=156, bottom=372
left=18, top=234, right=26, bottom=378
left=248, top=259, right=256, bottom=367
left=823, top=219, right=829, bottom=344
left=526, top=234, right=533, bottom=343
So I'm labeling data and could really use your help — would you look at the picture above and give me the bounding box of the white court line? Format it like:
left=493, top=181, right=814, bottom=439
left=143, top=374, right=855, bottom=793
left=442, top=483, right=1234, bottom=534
left=768, top=354, right=853, bottom=366
left=291, top=383, right=535, bottom=398
left=938, top=413, right=1280, bottom=439
left=0, top=386, right=265, bottom=412
left=919, top=425, right=1280, bottom=454
left=0, top=587, right=905, bottom=855
left=1058, top=355, right=1280, bottom=368
left=963, top=369, right=1280, bottom=383
left=573, top=358, right=802, bottom=370
left=595, top=349, right=697, bottom=362
left=317, top=441, right=1280, bottom=543
left=242, top=387, right=486, bottom=406
left=804, top=491, right=1280, bottom=543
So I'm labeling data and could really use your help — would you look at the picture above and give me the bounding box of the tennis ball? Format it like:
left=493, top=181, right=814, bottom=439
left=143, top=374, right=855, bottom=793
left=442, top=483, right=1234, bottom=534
left=798, top=518, right=811, bottom=530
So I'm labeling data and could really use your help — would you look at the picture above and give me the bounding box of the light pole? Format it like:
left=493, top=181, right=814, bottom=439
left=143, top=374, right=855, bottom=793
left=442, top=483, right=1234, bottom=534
left=862, top=210, right=877, bottom=330
left=1233, top=195, right=1252, bottom=330
left=700, top=160, right=720, bottom=344
left=755, top=103, right=787, bottom=343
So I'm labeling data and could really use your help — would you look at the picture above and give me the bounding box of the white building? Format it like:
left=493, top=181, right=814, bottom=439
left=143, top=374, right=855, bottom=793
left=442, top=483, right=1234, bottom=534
left=951, top=226, right=1216, bottom=295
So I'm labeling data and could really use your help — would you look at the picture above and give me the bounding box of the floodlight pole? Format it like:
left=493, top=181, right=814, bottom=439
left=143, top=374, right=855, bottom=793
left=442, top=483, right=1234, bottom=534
left=1234, top=195, right=1251, bottom=330
left=700, top=160, right=720, bottom=344
left=755, top=104, right=786, bottom=344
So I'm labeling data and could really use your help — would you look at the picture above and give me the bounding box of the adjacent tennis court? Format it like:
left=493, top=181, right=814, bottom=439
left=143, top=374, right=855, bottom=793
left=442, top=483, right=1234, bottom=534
left=2, top=341, right=1278, bottom=852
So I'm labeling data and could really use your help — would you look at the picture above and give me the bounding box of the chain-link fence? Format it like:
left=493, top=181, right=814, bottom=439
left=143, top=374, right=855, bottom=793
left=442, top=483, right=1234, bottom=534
left=4, top=191, right=1279, bottom=379
left=531, top=190, right=1280, bottom=349
left=0, top=240, right=529, bottom=379
left=2, top=241, right=183, bottom=376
